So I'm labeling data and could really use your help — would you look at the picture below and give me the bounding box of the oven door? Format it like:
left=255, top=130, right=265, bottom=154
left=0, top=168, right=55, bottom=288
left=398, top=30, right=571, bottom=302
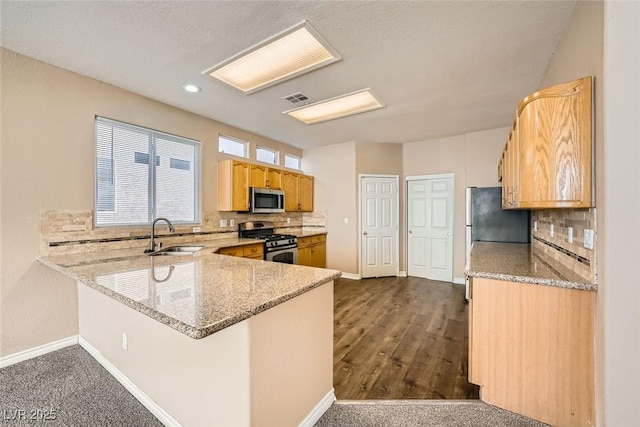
left=266, top=246, right=297, bottom=264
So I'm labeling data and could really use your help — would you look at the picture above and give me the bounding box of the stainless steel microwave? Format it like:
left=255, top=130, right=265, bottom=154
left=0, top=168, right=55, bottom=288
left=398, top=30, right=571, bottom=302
left=250, top=187, right=285, bottom=213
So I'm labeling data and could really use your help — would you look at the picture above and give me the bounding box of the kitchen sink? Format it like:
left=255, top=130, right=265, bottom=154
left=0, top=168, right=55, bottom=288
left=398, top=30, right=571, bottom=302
left=148, top=245, right=204, bottom=256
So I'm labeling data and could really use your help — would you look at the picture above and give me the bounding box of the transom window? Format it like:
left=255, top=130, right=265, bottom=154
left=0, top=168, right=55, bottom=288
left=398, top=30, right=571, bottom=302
left=95, top=117, right=200, bottom=226
left=256, top=146, right=278, bottom=165
left=218, top=134, right=248, bottom=158
left=284, top=154, right=301, bottom=170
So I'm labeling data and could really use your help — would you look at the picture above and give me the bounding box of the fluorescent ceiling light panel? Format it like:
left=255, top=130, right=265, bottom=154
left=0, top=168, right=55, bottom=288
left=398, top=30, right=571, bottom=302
left=204, top=21, right=341, bottom=94
left=284, top=89, right=385, bottom=125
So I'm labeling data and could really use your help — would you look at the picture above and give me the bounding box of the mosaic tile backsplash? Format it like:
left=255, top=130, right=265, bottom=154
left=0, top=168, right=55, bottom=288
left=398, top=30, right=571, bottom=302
left=41, top=210, right=327, bottom=256
left=531, top=208, right=597, bottom=284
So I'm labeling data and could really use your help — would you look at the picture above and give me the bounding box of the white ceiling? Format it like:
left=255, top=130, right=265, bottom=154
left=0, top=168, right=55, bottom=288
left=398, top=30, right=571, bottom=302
left=0, top=1, right=576, bottom=150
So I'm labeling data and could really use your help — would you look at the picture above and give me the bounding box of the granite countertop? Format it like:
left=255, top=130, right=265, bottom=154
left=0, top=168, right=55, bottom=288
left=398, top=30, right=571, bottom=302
left=465, top=242, right=596, bottom=291
left=38, top=248, right=341, bottom=339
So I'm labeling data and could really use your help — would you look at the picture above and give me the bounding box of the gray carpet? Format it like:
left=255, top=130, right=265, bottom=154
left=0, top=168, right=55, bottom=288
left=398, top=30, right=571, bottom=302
left=0, top=345, right=162, bottom=427
left=314, top=400, right=549, bottom=427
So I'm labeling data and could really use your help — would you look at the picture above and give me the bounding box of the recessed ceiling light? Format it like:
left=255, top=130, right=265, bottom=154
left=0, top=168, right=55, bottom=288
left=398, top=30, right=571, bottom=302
left=203, top=21, right=341, bottom=94
left=284, top=89, right=385, bottom=125
left=183, top=84, right=200, bottom=93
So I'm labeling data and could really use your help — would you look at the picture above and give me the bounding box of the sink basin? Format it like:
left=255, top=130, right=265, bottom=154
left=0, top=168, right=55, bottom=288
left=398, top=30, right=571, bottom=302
left=148, top=245, right=204, bottom=256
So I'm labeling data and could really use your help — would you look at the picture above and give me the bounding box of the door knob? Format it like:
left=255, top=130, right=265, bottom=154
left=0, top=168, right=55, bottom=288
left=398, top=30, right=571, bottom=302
left=409, top=230, right=413, bottom=234
left=363, top=231, right=368, bottom=235
left=447, top=232, right=452, bottom=236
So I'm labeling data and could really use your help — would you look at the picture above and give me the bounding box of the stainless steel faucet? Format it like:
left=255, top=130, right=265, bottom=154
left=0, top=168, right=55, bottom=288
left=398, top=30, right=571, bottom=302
left=145, top=217, right=175, bottom=253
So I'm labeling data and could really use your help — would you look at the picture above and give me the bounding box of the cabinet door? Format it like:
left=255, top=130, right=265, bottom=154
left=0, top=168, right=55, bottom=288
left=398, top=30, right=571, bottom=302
left=282, top=171, right=299, bottom=212
left=267, top=169, right=282, bottom=189
left=297, top=246, right=312, bottom=266
left=310, top=242, right=326, bottom=268
left=517, top=76, right=593, bottom=208
left=231, top=161, right=250, bottom=211
left=297, top=175, right=314, bottom=212
left=250, top=164, right=268, bottom=188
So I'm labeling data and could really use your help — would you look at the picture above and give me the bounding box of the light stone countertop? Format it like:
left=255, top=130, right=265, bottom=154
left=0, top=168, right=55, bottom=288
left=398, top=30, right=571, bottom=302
left=38, top=246, right=341, bottom=339
left=465, top=242, right=596, bottom=291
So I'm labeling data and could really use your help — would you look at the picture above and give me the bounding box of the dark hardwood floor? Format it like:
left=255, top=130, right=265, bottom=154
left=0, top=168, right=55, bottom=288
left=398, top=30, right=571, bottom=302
left=333, top=276, right=480, bottom=400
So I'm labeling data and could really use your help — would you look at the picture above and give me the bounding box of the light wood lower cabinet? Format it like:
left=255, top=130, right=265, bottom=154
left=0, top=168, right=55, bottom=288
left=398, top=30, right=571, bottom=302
left=218, top=243, right=264, bottom=260
left=297, top=234, right=326, bottom=268
left=468, top=277, right=595, bottom=427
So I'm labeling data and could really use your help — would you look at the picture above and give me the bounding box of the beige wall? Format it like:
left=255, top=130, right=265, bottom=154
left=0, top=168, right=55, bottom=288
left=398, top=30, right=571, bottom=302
left=303, top=142, right=357, bottom=274
left=0, top=49, right=302, bottom=356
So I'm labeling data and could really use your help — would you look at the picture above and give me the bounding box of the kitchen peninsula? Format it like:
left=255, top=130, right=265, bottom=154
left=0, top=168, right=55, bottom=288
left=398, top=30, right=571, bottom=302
left=465, top=241, right=595, bottom=427
left=38, top=249, right=340, bottom=427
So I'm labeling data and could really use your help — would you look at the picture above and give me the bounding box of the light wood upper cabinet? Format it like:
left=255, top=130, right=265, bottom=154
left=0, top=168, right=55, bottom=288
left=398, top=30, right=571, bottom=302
left=218, top=160, right=250, bottom=211
left=250, top=164, right=282, bottom=189
left=501, top=76, right=593, bottom=209
left=282, top=171, right=314, bottom=212
left=297, top=174, right=314, bottom=212
left=219, top=160, right=313, bottom=212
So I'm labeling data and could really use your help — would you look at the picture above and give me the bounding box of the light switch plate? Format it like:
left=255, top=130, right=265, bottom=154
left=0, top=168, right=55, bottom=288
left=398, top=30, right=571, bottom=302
left=533, top=221, right=538, bottom=232
left=287, top=217, right=291, bottom=224
left=567, top=227, right=573, bottom=244
left=550, top=224, right=554, bottom=237
left=584, top=229, right=594, bottom=250
left=192, top=226, right=201, bottom=233
left=122, top=333, right=128, bottom=351
left=229, top=219, right=235, bottom=227
left=220, top=219, right=227, bottom=227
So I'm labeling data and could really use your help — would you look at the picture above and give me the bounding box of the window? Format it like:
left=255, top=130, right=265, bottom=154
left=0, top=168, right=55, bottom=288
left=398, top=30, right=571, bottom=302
left=95, top=117, right=200, bottom=226
left=284, top=154, right=301, bottom=170
left=256, top=146, right=278, bottom=165
left=218, top=134, right=248, bottom=158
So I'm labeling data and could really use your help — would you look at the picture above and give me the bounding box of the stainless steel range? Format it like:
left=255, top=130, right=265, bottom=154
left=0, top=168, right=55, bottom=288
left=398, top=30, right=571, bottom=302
left=238, top=221, right=297, bottom=264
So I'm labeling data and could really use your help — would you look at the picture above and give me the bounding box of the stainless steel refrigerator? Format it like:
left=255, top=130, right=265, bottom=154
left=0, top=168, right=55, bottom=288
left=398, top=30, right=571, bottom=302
left=465, top=186, right=530, bottom=298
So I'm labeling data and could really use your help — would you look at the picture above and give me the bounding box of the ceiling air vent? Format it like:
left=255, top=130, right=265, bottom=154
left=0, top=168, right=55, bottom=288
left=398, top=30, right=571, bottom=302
left=283, top=92, right=311, bottom=105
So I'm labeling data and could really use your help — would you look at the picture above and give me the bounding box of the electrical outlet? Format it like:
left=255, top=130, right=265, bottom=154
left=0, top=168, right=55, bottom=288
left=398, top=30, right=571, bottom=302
left=122, top=333, right=128, bottom=351
left=229, top=219, right=235, bottom=227
left=287, top=217, right=291, bottom=224
left=584, top=229, right=594, bottom=250
left=550, top=224, right=554, bottom=237
left=220, top=219, right=227, bottom=227
left=192, top=226, right=201, bottom=233
left=533, top=221, right=538, bottom=231
left=567, top=227, right=573, bottom=244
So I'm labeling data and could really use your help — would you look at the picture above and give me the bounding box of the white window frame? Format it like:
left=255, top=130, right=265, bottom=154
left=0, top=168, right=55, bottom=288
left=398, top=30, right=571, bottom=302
left=218, top=134, right=248, bottom=158
left=284, top=153, right=301, bottom=170
left=256, top=145, right=279, bottom=165
left=95, top=116, right=201, bottom=227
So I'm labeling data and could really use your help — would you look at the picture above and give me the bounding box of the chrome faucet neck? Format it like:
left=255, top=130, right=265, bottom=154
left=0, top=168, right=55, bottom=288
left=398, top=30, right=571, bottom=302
left=145, top=217, right=175, bottom=253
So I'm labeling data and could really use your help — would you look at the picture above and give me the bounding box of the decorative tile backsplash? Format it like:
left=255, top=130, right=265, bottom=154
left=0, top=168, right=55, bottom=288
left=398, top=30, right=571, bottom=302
left=41, top=210, right=327, bottom=257
left=531, top=208, right=597, bottom=283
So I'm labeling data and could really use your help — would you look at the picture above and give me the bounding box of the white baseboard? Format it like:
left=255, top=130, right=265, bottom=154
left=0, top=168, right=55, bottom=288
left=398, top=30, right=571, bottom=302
left=340, top=272, right=361, bottom=280
left=79, top=337, right=182, bottom=427
left=298, top=388, right=336, bottom=427
left=397, top=271, right=407, bottom=277
left=0, top=335, right=78, bottom=369
left=453, top=276, right=466, bottom=285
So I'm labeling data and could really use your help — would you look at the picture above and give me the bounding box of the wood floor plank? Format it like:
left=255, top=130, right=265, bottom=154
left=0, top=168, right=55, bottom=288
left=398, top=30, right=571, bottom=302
left=333, top=277, right=480, bottom=400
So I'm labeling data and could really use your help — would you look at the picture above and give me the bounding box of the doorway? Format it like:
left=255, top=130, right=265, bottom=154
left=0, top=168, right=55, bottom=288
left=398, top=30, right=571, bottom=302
left=359, top=175, right=399, bottom=278
left=406, top=174, right=454, bottom=282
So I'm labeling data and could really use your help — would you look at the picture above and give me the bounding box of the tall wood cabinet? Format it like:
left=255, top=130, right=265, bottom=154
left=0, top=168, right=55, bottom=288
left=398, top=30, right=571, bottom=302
left=218, top=160, right=250, bottom=211
left=501, top=76, right=593, bottom=209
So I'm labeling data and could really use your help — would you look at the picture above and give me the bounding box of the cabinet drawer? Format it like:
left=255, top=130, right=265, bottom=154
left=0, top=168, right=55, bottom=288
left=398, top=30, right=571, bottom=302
left=297, top=236, right=312, bottom=247
left=218, top=246, right=243, bottom=257
left=311, top=234, right=326, bottom=244
left=243, top=243, right=264, bottom=257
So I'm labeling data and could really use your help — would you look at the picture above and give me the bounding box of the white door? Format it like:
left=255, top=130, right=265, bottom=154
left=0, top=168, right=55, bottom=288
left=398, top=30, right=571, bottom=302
left=360, top=176, right=398, bottom=278
left=407, top=176, right=454, bottom=282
